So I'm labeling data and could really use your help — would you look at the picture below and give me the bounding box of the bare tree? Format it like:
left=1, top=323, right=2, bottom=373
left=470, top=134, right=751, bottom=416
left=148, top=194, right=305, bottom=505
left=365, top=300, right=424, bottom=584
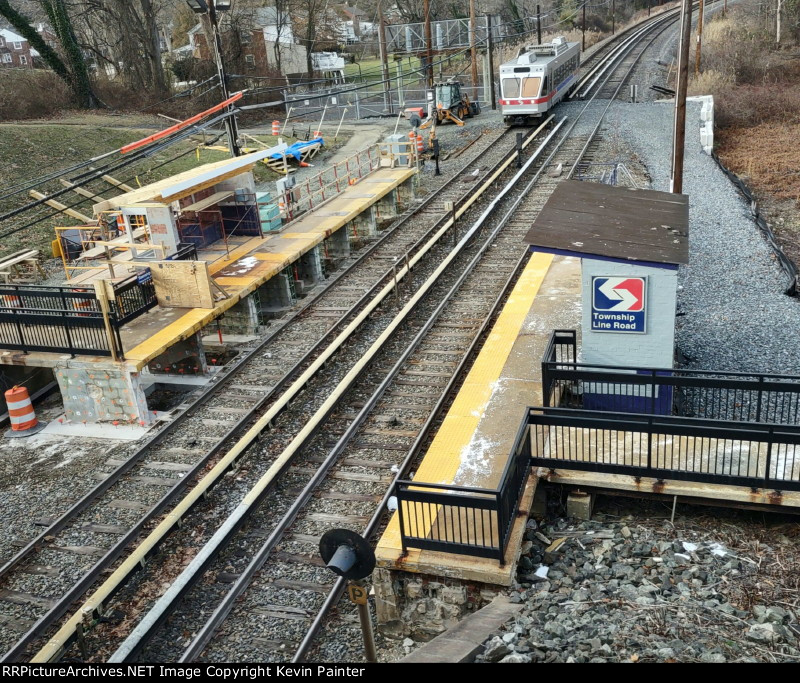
left=0, top=0, right=101, bottom=107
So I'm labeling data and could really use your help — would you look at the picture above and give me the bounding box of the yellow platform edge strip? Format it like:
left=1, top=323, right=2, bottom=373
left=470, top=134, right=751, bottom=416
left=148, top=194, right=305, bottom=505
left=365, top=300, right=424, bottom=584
left=377, top=251, right=554, bottom=558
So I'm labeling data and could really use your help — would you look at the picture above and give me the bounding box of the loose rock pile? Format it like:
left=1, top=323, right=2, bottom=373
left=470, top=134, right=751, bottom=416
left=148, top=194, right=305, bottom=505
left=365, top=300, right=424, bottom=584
left=476, top=502, right=800, bottom=663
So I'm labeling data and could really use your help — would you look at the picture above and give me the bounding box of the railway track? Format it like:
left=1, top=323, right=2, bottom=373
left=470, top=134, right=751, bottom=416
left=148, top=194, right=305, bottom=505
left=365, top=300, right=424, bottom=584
left=1, top=3, right=686, bottom=664
left=58, top=7, right=689, bottom=665
left=0, top=123, right=554, bottom=661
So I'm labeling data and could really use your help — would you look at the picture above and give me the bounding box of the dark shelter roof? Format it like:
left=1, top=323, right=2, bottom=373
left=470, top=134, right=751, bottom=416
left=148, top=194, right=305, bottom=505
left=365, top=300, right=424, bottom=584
left=524, top=180, right=689, bottom=266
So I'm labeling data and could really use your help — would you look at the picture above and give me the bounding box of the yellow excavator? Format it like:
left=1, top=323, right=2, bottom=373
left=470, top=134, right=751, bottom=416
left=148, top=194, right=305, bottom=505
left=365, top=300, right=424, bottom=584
left=420, top=81, right=480, bottom=128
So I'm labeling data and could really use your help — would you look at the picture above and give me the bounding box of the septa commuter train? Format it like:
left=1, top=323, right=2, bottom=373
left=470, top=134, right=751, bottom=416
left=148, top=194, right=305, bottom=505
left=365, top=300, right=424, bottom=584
left=499, top=36, right=581, bottom=124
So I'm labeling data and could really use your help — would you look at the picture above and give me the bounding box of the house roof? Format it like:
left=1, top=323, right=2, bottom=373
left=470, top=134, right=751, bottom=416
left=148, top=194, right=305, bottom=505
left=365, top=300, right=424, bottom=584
left=523, top=180, right=689, bottom=268
left=0, top=29, right=25, bottom=43
left=254, top=7, right=290, bottom=27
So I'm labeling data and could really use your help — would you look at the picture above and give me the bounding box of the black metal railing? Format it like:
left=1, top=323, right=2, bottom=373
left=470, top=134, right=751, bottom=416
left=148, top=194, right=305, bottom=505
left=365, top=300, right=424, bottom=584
left=542, top=330, right=800, bottom=424
left=111, top=272, right=157, bottom=326
left=0, top=277, right=157, bottom=359
left=527, top=406, right=800, bottom=492
left=0, top=284, right=118, bottom=357
left=167, top=243, right=199, bottom=261
left=394, top=412, right=532, bottom=563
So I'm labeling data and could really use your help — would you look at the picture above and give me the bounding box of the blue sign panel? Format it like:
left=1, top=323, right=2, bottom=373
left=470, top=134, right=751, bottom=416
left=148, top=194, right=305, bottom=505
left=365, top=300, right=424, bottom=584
left=591, top=276, right=647, bottom=334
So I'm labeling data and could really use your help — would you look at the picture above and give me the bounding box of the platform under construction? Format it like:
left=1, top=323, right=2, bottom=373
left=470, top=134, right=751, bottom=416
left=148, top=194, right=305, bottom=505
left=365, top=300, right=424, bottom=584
left=0, top=143, right=417, bottom=427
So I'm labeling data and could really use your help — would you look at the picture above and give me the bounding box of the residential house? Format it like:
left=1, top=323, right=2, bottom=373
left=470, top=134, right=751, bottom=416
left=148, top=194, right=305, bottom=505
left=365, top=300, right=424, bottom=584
left=335, top=6, right=375, bottom=44
left=186, top=7, right=307, bottom=76
left=0, top=28, right=37, bottom=69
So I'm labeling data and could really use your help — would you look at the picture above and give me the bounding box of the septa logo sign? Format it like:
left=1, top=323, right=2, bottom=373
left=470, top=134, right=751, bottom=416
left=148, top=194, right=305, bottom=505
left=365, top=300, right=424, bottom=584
left=591, top=276, right=647, bottom=333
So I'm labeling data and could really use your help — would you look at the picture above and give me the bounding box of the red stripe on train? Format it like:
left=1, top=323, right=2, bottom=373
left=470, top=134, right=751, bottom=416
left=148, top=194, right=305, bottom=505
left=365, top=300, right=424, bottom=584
left=499, top=91, right=556, bottom=107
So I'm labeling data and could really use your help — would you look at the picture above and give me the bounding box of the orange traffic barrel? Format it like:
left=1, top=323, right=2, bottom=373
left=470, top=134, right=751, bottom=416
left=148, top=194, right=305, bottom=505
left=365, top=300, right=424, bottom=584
left=272, top=120, right=280, bottom=136
left=416, top=133, right=424, bottom=153
left=4, top=386, right=45, bottom=438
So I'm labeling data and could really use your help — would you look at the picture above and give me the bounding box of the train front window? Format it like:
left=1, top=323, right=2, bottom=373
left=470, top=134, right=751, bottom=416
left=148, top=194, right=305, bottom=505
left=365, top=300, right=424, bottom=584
left=502, top=78, right=520, bottom=98
left=521, top=77, right=542, bottom=97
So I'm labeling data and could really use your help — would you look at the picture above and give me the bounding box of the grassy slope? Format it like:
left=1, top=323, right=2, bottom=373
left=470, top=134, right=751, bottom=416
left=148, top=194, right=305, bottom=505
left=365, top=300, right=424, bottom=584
left=0, top=115, right=289, bottom=260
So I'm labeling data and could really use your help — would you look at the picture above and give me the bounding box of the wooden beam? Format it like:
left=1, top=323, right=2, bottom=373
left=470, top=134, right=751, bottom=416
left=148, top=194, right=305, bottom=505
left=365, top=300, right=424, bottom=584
left=59, top=179, right=106, bottom=203
left=28, top=191, right=92, bottom=222
left=89, top=168, right=135, bottom=193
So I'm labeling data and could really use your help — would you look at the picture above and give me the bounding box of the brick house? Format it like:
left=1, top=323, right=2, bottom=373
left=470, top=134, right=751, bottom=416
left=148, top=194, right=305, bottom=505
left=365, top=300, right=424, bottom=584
left=0, top=28, right=36, bottom=68
left=187, top=7, right=307, bottom=76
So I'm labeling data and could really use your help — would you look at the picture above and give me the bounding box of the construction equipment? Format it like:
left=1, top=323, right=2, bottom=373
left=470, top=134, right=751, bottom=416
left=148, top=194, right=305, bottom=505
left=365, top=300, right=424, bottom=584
left=420, top=81, right=480, bottom=128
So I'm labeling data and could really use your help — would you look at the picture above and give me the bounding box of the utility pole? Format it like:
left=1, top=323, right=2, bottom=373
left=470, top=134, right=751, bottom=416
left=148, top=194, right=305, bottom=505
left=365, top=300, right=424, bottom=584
left=487, top=14, right=496, bottom=110
left=612, top=0, right=616, bottom=34
left=424, top=0, right=433, bottom=87
left=537, top=4, right=542, bottom=45
left=470, top=0, right=478, bottom=91
left=206, top=0, right=240, bottom=156
left=582, top=3, right=586, bottom=51
left=378, top=5, right=391, bottom=113
left=695, top=0, right=704, bottom=76
left=671, top=0, right=693, bottom=194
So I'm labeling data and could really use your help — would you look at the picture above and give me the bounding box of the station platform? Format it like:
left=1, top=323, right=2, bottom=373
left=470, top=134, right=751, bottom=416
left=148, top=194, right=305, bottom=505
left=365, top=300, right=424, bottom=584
left=122, top=166, right=414, bottom=370
left=0, top=166, right=415, bottom=374
left=376, top=253, right=582, bottom=586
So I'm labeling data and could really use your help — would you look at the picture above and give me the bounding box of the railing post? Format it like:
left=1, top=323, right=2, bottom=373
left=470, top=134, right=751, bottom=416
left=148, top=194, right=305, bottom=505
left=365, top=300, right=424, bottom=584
left=764, top=426, right=774, bottom=487
left=647, top=415, right=653, bottom=472
left=395, top=484, right=408, bottom=554
left=756, top=376, right=764, bottom=422
left=496, top=491, right=505, bottom=564
left=650, top=369, right=657, bottom=414
left=93, top=281, right=120, bottom=362
left=542, top=362, right=551, bottom=407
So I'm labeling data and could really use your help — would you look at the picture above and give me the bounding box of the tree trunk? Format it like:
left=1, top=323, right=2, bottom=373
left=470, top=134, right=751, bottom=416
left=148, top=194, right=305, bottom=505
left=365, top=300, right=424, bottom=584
left=41, top=0, right=101, bottom=108
left=0, top=0, right=70, bottom=81
left=305, top=17, right=314, bottom=76
left=139, top=0, right=168, bottom=94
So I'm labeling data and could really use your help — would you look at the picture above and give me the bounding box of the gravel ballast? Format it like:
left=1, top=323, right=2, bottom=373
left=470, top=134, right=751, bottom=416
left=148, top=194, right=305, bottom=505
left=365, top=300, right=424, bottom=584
left=474, top=497, right=800, bottom=663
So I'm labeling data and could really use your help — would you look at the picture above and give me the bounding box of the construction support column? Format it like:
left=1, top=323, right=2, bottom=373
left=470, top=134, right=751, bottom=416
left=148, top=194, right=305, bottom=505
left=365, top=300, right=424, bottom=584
left=55, top=366, right=152, bottom=425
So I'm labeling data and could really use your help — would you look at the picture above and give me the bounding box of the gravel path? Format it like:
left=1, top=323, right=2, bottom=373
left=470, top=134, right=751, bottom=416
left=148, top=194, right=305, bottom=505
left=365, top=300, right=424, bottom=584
left=608, top=100, right=800, bottom=374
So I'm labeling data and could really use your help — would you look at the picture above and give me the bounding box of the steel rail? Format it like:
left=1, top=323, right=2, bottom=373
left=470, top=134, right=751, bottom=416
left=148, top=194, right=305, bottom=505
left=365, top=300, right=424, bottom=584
left=118, top=7, right=681, bottom=661
left=575, top=9, right=681, bottom=98
left=0, top=125, right=533, bottom=664
left=105, top=119, right=566, bottom=663
left=150, top=122, right=569, bottom=664
left=25, top=120, right=553, bottom=664
left=295, top=9, right=692, bottom=661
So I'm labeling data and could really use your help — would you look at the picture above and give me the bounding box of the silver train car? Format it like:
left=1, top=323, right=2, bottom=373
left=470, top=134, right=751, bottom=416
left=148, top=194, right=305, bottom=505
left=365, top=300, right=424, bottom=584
left=499, top=37, right=580, bottom=124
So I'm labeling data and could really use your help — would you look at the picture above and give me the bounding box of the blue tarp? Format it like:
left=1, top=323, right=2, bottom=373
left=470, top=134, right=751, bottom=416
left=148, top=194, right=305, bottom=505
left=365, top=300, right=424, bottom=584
left=271, top=137, right=324, bottom=162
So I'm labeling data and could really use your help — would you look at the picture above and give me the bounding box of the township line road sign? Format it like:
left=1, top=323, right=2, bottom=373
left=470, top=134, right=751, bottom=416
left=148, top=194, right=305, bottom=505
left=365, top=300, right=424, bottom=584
left=591, top=276, right=646, bottom=333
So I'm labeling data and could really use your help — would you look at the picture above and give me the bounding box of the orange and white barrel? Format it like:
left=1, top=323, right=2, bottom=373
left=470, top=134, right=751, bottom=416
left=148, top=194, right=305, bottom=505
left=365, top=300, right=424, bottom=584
left=313, top=130, right=322, bottom=139
left=272, top=120, right=280, bottom=136
left=4, top=386, right=45, bottom=438
left=416, top=133, right=424, bottom=153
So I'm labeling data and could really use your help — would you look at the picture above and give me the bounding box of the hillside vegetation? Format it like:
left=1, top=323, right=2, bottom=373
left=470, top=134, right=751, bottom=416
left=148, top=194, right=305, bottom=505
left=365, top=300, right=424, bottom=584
left=0, top=114, right=283, bottom=259
left=689, top=4, right=800, bottom=265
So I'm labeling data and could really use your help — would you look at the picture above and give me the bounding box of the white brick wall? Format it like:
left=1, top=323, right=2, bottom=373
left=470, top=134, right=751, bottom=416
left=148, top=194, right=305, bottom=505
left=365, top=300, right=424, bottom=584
left=581, top=259, right=678, bottom=369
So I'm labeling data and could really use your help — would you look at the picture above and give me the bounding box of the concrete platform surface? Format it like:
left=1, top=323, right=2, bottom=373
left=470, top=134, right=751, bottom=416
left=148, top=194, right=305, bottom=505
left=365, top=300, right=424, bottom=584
left=376, top=254, right=582, bottom=585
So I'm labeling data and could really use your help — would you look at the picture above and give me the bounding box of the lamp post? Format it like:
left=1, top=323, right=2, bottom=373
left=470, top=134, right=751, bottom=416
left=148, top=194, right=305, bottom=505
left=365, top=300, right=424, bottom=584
left=186, top=0, right=241, bottom=157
